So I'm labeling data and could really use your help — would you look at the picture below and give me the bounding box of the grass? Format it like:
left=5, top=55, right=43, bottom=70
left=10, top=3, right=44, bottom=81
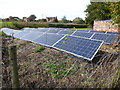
left=43, top=61, right=79, bottom=79
left=34, top=46, right=45, bottom=52
left=75, top=28, right=92, bottom=30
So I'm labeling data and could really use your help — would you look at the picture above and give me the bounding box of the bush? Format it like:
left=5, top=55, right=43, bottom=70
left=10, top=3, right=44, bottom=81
left=49, top=23, right=88, bottom=28
left=1, top=22, right=88, bottom=29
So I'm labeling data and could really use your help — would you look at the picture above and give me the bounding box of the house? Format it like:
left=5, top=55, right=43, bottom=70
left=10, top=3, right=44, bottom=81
left=23, top=17, right=29, bottom=22
left=46, top=16, right=58, bottom=22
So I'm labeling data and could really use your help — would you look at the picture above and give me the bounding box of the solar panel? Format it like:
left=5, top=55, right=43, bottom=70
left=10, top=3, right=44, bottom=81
left=91, top=33, right=109, bottom=41
left=106, top=31, right=119, bottom=34
left=36, top=28, right=49, bottom=32
left=47, top=29, right=60, bottom=33
left=105, top=34, right=117, bottom=44
left=76, top=29, right=90, bottom=32
left=11, top=30, right=22, bottom=36
left=53, top=36, right=103, bottom=60
left=90, top=30, right=106, bottom=33
left=1, top=28, right=14, bottom=35
left=57, top=30, right=74, bottom=35
left=72, top=31, right=94, bottom=38
left=14, top=31, right=31, bottom=38
left=91, top=33, right=117, bottom=44
left=33, top=33, right=64, bottom=46
left=21, top=31, right=44, bottom=41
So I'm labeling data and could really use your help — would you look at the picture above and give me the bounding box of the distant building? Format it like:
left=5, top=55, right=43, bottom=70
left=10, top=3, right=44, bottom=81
left=23, top=17, right=29, bottom=22
left=46, top=16, right=58, bottom=22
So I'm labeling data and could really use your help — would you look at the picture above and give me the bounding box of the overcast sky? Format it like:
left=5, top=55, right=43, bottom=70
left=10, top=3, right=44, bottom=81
left=0, top=0, right=90, bottom=20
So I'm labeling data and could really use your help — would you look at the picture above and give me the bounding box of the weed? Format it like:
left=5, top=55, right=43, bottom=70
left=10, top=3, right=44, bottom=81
left=34, top=46, right=45, bottom=52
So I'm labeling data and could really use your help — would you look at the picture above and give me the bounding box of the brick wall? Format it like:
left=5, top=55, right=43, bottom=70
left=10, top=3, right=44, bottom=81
left=93, top=20, right=119, bottom=32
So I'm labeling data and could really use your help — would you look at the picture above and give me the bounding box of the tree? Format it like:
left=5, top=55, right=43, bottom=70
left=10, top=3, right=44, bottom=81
left=108, top=2, right=120, bottom=23
left=28, top=14, right=36, bottom=22
left=73, top=17, right=85, bottom=24
left=54, top=17, right=58, bottom=23
left=61, top=16, right=69, bottom=23
left=84, top=2, right=111, bottom=26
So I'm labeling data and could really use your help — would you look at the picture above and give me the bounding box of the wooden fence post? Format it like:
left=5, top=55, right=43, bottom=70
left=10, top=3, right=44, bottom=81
left=9, top=45, right=19, bottom=88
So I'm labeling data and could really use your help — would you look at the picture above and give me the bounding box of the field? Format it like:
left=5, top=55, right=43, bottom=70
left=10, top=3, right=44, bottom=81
left=2, top=35, right=120, bottom=88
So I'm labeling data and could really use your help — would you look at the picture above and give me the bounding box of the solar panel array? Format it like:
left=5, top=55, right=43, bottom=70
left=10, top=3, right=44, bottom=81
left=1, top=27, right=119, bottom=61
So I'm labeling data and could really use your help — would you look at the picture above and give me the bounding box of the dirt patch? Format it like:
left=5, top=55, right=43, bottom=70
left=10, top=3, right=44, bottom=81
left=2, top=37, right=120, bottom=88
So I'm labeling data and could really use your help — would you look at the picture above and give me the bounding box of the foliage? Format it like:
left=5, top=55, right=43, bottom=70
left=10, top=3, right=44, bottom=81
left=43, top=62, right=79, bottom=79
left=28, top=14, right=36, bottom=22
left=85, top=2, right=120, bottom=26
left=42, top=19, right=47, bottom=22
left=73, top=17, right=85, bottom=24
left=61, top=16, right=70, bottom=23
left=49, top=23, right=88, bottom=28
left=85, top=2, right=111, bottom=26
left=0, top=22, right=17, bottom=29
left=34, top=46, right=45, bottom=52
left=108, top=2, right=120, bottom=23
left=1, top=22, right=88, bottom=29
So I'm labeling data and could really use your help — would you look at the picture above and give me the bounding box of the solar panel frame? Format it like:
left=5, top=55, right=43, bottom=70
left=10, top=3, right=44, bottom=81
left=106, top=31, right=119, bottom=34
left=53, top=35, right=103, bottom=61
left=1, top=28, right=14, bottom=35
left=89, top=30, right=106, bottom=33
left=75, top=29, right=90, bottom=32
left=72, top=31, right=94, bottom=38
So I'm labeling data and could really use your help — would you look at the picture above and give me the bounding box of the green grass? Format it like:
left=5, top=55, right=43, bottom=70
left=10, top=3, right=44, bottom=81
left=0, top=22, right=17, bottom=29
left=43, top=61, right=79, bottom=79
left=34, top=46, right=45, bottom=52
left=75, top=28, right=92, bottom=30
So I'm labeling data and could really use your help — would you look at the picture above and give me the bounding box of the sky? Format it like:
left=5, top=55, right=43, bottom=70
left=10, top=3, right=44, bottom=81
left=0, top=0, right=90, bottom=20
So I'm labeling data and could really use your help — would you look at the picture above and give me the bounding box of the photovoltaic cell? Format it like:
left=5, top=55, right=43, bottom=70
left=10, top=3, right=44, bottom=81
left=33, top=33, right=64, bottom=46
left=58, top=30, right=74, bottom=35
left=106, top=31, right=119, bottom=34
left=47, top=29, right=60, bottom=33
left=53, top=36, right=103, bottom=60
left=72, top=31, right=94, bottom=38
left=21, top=31, right=44, bottom=41
left=90, top=30, right=106, bottom=33
left=76, top=29, right=89, bottom=32
left=35, top=28, right=49, bottom=32
left=105, top=34, right=116, bottom=44
left=91, top=33, right=109, bottom=41
left=14, top=31, right=31, bottom=38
